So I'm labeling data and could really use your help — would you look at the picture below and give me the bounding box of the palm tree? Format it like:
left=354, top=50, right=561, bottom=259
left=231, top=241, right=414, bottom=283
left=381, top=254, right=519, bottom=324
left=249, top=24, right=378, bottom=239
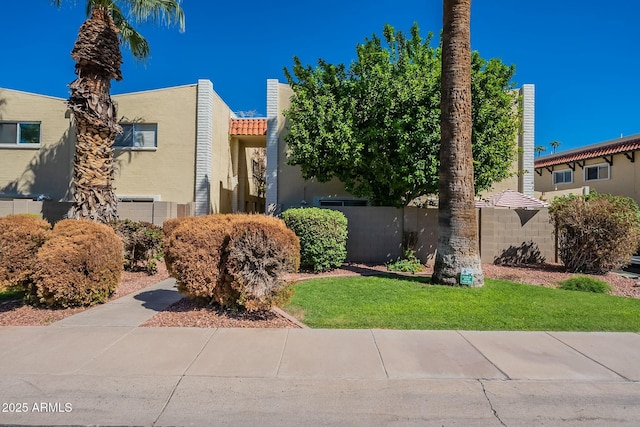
left=535, top=145, right=546, bottom=157
left=52, top=0, right=185, bottom=222
left=432, top=0, right=483, bottom=287
left=550, top=140, right=561, bottom=154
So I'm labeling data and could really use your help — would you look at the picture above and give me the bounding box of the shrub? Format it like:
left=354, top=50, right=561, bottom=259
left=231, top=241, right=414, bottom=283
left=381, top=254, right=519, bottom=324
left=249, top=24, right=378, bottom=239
left=387, top=250, right=424, bottom=274
left=282, top=207, right=347, bottom=272
left=223, top=215, right=300, bottom=310
left=0, top=215, right=52, bottom=289
left=110, top=219, right=163, bottom=274
left=549, top=192, right=640, bottom=274
left=27, top=219, right=123, bottom=308
left=558, top=276, right=611, bottom=294
left=164, top=214, right=300, bottom=311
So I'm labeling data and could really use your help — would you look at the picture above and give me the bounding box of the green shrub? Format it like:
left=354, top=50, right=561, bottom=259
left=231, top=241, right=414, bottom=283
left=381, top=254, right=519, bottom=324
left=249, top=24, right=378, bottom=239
left=282, top=207, right=347, bottom=272
left=27, top=219, right=123, bottom=308
left=163, top=214, right=300, bottom=311
left=549, top=192, right=640, bottom=273
left=110, top=219, right=163, bottom=274
left=0, top=215, right=52, bottom=289
left=558, top=276, right=611, bottom=294
left=387, top=250, right=424, bottom=274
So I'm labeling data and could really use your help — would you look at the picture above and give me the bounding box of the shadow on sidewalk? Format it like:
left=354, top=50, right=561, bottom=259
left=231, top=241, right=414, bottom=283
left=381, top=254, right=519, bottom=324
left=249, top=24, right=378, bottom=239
left=134, top=289, right=183, bottom=312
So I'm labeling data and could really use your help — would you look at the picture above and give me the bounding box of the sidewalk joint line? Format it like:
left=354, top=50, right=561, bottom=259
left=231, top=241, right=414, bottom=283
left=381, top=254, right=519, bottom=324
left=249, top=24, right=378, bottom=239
left=545, top=332, right=632, bottom=381
left=275, top=328, right=290, bottom=378
left=153, top=328, right=218, bottom=426
left=370, top=330, right=389, bottom=379
left=456, top=331, right=511, bottom=380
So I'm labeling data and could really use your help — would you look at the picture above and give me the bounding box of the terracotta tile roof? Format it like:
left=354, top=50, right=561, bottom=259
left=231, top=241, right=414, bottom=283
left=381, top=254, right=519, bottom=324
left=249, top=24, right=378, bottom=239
left=535, top=134, right=640, bottom=169
left=476, top=190, right=549, bottom=209
left=230, top=118, right=267, bottom=136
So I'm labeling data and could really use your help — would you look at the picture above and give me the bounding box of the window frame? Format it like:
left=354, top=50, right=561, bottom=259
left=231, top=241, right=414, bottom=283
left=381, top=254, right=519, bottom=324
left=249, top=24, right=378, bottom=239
left=552, top=169, right=573, bottom=185
left=584, top=163, right=610, bottom=182
left=0, top=121, right=42, bottom=147
left=114, top=123, right=158, bottom=150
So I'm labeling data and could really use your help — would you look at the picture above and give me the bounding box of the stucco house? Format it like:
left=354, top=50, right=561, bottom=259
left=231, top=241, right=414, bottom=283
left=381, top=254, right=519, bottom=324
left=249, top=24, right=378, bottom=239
left=534, top=134, right=640, bottom=205
left=1, top=79, right=536, bottom=219
left=0, top=80, right=264, bottom=218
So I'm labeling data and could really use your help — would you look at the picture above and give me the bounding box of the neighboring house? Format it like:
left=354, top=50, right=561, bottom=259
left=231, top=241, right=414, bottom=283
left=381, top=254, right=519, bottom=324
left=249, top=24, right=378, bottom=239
left=534, top=134, right=640, bottom=204
left=0, top=80, right=265, bottom=216
left=1, top=79, right=536, bottom=218
left=265, top=81, right=537, bottom=212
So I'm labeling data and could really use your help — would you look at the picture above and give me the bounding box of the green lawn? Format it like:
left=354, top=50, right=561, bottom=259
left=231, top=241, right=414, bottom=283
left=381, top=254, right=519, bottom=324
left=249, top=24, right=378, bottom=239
left=284, top=275, right=640, bottom=331
left=0, top=286, right=24, bottom=303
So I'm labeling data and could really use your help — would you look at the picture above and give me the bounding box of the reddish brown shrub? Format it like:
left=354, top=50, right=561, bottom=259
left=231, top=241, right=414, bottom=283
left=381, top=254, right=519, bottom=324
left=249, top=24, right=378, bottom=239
left=28, top=219, right=123, bottom=307
left=0, top=215, right=52, bottom=288
left=163, top=215, right=232, bottom=299
left=164, top=214, right=300, bottom=311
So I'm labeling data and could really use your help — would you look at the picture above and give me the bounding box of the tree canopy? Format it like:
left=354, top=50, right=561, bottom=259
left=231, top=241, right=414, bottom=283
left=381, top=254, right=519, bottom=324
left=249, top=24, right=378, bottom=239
left=283, top=23, right=520, bottom=207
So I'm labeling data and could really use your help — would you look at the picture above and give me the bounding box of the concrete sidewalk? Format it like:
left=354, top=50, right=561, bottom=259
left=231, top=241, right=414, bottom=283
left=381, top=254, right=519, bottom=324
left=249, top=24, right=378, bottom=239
left=1, top=279, right=640, bottom=426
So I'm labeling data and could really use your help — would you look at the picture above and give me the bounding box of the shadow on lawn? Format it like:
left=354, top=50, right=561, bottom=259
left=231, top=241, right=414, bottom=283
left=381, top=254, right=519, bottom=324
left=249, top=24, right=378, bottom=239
left=337, top=264, right=433, bottom=284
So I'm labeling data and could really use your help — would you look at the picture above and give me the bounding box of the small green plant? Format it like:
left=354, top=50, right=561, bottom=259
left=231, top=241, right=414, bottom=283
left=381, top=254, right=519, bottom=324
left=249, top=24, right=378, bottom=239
left=110, top=219, right=163, bottom=275
left=558, top=276, right=611, bottom=294
left=282, top=207, right=347, bottom=272
left=387, top=250, right=424, bottom=274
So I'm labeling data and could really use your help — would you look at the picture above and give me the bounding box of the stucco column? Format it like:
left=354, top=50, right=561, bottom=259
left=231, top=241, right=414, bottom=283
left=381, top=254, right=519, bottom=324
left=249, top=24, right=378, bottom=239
left=231, top=138, right=239, bottom=213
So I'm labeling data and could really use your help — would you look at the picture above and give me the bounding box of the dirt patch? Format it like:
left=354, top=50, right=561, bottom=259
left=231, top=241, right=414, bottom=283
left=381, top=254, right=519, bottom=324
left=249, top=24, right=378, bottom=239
left=0, top=262, right=170, bottom=326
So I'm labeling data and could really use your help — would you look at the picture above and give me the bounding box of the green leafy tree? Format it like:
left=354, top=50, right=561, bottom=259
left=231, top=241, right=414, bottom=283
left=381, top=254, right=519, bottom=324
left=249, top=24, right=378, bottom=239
left=535, top=145, right=547, bottom=157
left=52, top=0, right=185, bottom=223
left=284, top=23, right=520, bottom=207
left=550, top=140, right=561, bottom=154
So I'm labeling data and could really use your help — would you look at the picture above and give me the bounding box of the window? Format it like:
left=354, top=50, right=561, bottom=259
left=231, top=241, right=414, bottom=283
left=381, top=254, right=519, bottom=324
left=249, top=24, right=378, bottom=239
left=553, top=169, right=572, bottom=185
left=319, top=199, right=367, bottom=207
left=114, top=123, right=157, bottom=148
left=0, top=122, right=41, bottom=145
left=584, top=164, right=609, bottom=181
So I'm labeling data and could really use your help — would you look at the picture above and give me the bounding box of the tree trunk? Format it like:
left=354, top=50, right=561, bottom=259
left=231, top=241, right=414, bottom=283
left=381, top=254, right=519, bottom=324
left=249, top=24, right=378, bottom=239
left=67, top=6, right=122, bottom=223
left=432, top=0, right=484, bottom=286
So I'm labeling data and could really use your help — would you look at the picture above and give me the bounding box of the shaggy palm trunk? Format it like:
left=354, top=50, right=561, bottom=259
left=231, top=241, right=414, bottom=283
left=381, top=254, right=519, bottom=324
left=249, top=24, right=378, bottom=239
left=432, top=0, right=484, bottom=286
left=68, top=6, right=122, bottom=223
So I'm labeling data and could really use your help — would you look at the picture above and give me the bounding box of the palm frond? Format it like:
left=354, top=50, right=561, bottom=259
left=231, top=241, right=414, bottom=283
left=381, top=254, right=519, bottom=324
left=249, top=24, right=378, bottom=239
left=120, top=0, right=185, bottom=32
left=109, top=4, right=150, bottom=60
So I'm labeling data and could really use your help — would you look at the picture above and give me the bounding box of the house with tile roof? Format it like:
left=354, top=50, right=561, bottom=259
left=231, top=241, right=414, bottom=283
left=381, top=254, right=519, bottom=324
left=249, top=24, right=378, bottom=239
left=0, top=80, right=265, bottom=217
left=1, top=78, right=537, bottom=220
left=534, top=134, right=640, bottom=204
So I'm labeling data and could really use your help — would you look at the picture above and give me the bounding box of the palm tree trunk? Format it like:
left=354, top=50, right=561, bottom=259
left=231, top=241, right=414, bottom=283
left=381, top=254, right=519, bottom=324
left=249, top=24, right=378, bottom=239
left=432, top=0, right=484, bottom=286
left=67, top=6, right=122, bottom=223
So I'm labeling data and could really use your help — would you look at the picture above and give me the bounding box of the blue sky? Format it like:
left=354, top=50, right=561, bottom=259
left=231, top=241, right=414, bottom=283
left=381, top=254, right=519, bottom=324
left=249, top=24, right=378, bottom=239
left=3, top=1, right=639, bottom=153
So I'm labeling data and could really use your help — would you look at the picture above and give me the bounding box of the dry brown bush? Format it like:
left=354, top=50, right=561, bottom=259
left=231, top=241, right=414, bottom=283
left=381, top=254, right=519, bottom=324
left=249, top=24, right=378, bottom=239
left=0, top=215, right=52, bottom=288
left=163, top=214, right=300, bottom=311
left=28, top=219, right=123, bottom=308
left=222, top=215, right=300, bottom=311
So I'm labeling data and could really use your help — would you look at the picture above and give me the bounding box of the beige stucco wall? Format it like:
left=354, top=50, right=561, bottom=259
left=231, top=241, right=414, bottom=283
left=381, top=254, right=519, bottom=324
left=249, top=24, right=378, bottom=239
left=0, top=88, right=74, bottom=201
left=535, top=153, right=640, bottom=205
left=209, top=91, right=234, bottom=213
left=112, top=85, right=197, bottom=204
left=276, top=83, right=355, bottom=211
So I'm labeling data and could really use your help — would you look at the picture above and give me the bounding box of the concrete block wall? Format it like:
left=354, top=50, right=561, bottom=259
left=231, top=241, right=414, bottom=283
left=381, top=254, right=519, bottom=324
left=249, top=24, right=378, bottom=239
left=333, top=206, right=403, bottom=263
left=479, top=208, right=555, bottom=264
left=327, top=206, right=556, bottom=265
left=1, top=200, right=191, bottom=226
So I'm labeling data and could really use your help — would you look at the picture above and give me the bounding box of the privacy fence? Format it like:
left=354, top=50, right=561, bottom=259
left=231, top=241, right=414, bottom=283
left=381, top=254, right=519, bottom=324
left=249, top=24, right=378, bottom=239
left=328, top=206, right=556, bottom=265
left=1, top=200, right=555, bottom=265
left=0, top=199, right=193, bottom=226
